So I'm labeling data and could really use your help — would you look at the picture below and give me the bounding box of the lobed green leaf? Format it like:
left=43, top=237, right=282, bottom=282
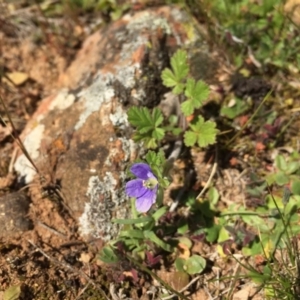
left=127, top=107, right=165, bottom=148
left=184, top=116, right=218, bottom=147
left=161, top=49, right=189, bottom=94
left=171, top=49, right=189, bottom=81
left=182, top=78, right=209, bottom=116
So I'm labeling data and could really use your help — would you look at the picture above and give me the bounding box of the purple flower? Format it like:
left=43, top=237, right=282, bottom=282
left=125, top=163, right=158, bottom=213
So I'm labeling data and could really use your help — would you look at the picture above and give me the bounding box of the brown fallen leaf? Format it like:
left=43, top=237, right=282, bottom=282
left=233, top=282, right=260, bottom=300
left=178, top=243, right=191, bottom=260
left=156, top=270, right=190, bottom=292
left=4, top=72, right=29, bottom=86
left=79, top=252, right=91, bottom=263
left=191, top=289, right=210, bottom=300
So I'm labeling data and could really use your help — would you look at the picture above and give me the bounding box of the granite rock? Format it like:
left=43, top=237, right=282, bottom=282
left=14, top=6, right=220, bottom=241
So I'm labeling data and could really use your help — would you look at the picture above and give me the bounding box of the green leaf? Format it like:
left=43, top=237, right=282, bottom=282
left=161, top=49, right=189, bottom=94
left=181, top=78, right=209, bottom=116
left=207, top=187, right=219, bottom=207
left=152, top=206, right=167, bottom=221
left=178, top=237, right=192, bottom=248
left=175, top=258, right=186, bottom=272
left=112, top=216, right=152, bottom=224
left=220, top=97, right=250, bottom=119
left=152, top=107, right=164, bottom=126
left=152, top=127, right=165, bottom=140
left=284, top=200, right=297, bottom=217
left=145, top=150, right=165, bottom=167
left=266, top=194, right=283, bottom=210
left=144, top=231, right=173, bottom=252
left=168, top=114, right=179, bottom=125
left=128, top=106, right=151, bottom=128
left=291, top=181, right=300, bottom=196
left=183, top=130, right=197, bottom=147
left=132, top=133, right=157, bottom=148
left=145, top=150, right=168, bottom=183
left=127, top=107, right=165, bottom=148
left=247, top=269, right=270, bottom=284
left=265, top=173, right=276, bottom=185
left=242, top=238, right=263, bottom=256
left=3, top=286, right=21, bottom=300
left=286, top=161, right=300, bottom=175
left=171, top=127, right=182, bottom=135
left=98, top=246, right=119, bottom=264
left=177, top=223, right=189, bottom=235
left=205, top=224, right=221, bottom=243
left=171, top=50, right=189, bottom=80
left=184, top=116, right=218, bottom=147
left=161, top=69, right=178, bottom=87
left=184, top=255, right=206, bottom=275
left=181, top=100, right=194, bottom=117
left=274, top=171, right=289, bottom=186
left=241, top=214, right=266, bottom=229
left=218, top=226, right=231, bottom=243
left=119, top=229, right=145, bottom=239
left=275, top=155, right=287, bottom=171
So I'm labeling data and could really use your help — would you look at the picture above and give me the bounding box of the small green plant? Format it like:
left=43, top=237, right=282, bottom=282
left=175, top=254, right=206, bottom=275
left=184, top=116, right=218, bottom=148
left=99, top=151, right=170, bottom=252
left=127, top=107, right=165, bottom=149
left=100, top=45, right=300, bottom=298
left=203, top=0, right=300, bottom=71
left=218, top=186, right=300, bottom=298
left=214, top=150, right=300, bottom=297
left=216, top=152, right=300, bottom=258
left=99, top=50, right=238, bottom=296
left=266, top=153, right=300, bottom=187
left=128, top=49, right=218, bottom=149
left=220, top=97, right=251, bottom=119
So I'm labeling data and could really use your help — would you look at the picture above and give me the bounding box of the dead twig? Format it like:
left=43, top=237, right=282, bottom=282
left=196, top=161, right=218, bottom=200
left=36, top=220, right=67, bottom=238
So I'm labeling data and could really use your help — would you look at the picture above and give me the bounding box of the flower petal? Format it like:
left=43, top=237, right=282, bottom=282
left=130, top=163, right=153, bottom=180
left=135, top=189, right=157, bottom=213
left=125, top=179, right=147, bottom=198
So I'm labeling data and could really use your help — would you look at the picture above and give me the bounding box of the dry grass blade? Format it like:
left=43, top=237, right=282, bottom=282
left=0, top=93, right=41, bottom=175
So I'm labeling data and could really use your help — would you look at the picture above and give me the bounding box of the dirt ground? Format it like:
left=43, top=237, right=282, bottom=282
left=0, top=4, right=106, bottom=299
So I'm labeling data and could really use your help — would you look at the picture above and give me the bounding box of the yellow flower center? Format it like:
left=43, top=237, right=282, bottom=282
left=143, top=178, right=158, bottom=190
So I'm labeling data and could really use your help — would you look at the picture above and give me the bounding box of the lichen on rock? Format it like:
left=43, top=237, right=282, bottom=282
left=79, top=172, right=129, bottom=241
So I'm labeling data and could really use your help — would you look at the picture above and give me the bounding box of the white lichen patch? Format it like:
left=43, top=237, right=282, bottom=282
left=109, top=105, right=128, bottom=128
left=75, top=62, right=140, bottom=129
left=49, top=89, right=76, bottom=111
left=119, top=138, right=137, bottom=162
left=115, top=63, right=140, bottom=89
left=120, top=36, right=146, bottom=62
left=126, top=12, right=171, bottom=35
left=75, top=73, right=115, bottom=130
left=79, top=172, right=129, bottom=240
left=14, top=124, right=45, bottom=183
left=170, top=6, right=190, bottom=23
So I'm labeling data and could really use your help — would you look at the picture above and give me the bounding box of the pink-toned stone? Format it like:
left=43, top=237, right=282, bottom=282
left=14, top=6, right=220, bottom=241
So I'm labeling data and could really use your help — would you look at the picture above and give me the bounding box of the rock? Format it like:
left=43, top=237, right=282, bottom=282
left=14, top=6, right=221, bottom=241
left=0, top=192, right=33, bottom=237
